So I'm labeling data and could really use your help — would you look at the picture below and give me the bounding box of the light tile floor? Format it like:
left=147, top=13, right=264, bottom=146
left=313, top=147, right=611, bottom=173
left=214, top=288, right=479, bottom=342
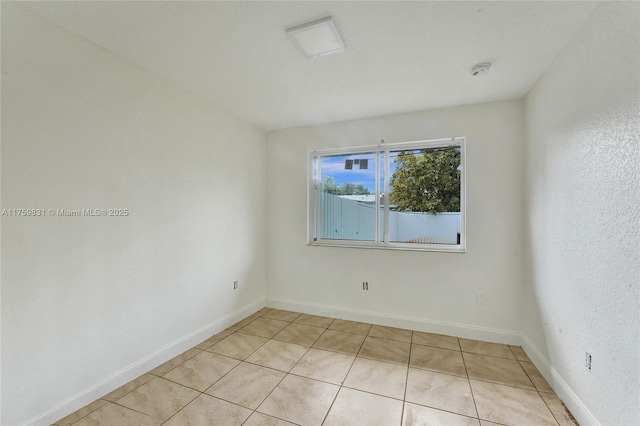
left=54, top=309, right=579, bottom=426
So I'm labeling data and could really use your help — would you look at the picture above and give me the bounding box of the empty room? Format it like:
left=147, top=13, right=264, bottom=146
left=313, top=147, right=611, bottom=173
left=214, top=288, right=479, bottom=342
left=2, top=1, right=638, bottom=425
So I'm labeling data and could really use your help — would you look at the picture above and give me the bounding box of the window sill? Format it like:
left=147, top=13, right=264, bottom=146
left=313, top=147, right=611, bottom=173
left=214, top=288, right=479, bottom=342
left=308, top=240, right=466, bottom=253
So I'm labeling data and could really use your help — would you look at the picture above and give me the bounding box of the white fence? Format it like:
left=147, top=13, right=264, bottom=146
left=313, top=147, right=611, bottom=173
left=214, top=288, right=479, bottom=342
left=319, top=192, right=460, bottom=244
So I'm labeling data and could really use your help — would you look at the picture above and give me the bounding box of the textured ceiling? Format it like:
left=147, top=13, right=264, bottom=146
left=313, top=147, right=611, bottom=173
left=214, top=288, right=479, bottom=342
left=24, top=1, right=599, bottom=130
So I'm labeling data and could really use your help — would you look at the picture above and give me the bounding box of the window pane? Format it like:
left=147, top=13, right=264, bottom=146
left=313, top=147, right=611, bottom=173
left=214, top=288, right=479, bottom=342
left=318, top=152, right=377, bottom=241
left=388, top=146, right=461, bottom=244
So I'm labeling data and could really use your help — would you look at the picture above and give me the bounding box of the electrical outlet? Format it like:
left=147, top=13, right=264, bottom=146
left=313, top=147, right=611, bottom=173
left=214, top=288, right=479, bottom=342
left=233, top=280, right=239, bottom=290
left=362, top=281, right=369, bottom=291
left=585, top=352, right=592, bottom=371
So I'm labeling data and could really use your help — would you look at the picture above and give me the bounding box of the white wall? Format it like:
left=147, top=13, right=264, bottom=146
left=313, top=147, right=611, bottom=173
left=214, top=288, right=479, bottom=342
left=1, top=4, right=266, bottom=425
left=523, top=2, right=640, bottom=425
left=266, top=99, right=526, bottom=340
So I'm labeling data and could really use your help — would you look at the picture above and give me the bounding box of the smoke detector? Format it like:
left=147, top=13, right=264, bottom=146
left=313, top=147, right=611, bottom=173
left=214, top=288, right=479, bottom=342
left=470, top=63, right=491, bottom=76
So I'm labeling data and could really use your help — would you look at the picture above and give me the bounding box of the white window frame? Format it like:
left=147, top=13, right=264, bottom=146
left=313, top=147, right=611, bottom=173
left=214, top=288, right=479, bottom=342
left=307, top=137, right=466, bottom=252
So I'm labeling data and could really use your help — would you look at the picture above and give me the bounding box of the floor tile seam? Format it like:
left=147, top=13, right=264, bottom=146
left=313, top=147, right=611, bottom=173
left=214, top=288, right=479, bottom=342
left=229, top=316, right=261, bottom=331
left=271, top=331, right=324, bottom=348
left=318, top=377, right=342, bottom=426
left=282, top=321, right=329, bottom=332
left=101, top=376, right=156, bottom=403
left=206, top=355, right=279, bottom=391
left=97, top=394, right=121, bottom=403
left=250, top=333, right=328, bottom=420
left=262, top=315, right=300, bottom=322
left=241, top=357, right=304, bottom=374
left=518, top=361, right=549, bottom=393
left=320, top=339, right=364, bottom=425
left=362, top=334, right=414, bottom=345
left=366, top=329, right=413, bottom=344
left=463, top=354, right=535, bottom=388
left=156, top=389, right=203, bottom=425
left=195, top=339, right=223, bottom=351
left=278, top=328, right=321, bottom=373
left=323, top=322, right=375, bottom=423
left=110, top=399, right=163, bottom=421
left=190, top=358, right=258, bottom=401
left=461, top=350, right=518, bottom=361
left=200, top=389, right=260, bottom=413
left=222, top=330, right=274, bottom=353
left=260, top=336, right=312, bottom=351
left=508, top=344, right=523, bottom=360
left=411, top=332, right=461, bottom=344
left=537, top=390, right=564, bottom=426
left=410, top=341, right=463, bottom=352
left=249, top=365, right=297, bottom=423
left=147, top=374, right=213, bottom=395
left=63, top=400, right=112, bottom=426
left=468, top=377, right=545, bottom=394
left=157, top=347, right=204, bottom=372
left=310, top=342, right=361, bottom=357
left=355, top=353, right=409, bottom=366
left=202, top=350, right=288, bottom=424
left=467, top=375, right=538, bottom=391
left=354, top=353, right=411, bottom=368
left=253, top=408, right=303, bottom=426
left=460, top=347, right=482, bottom=420
left=339, top=384, right=405, bottom=402
left=400, top=357, right=411, bottom=426
left=235, top=328, right=289, bottom=340
left=196, top=330, right=235, bottom=349
left=293, top=320, right=332, bottom=329
left=202, top=354, right=289, bottom=414
left=286, top=370, right=346, bottom=387
left=402, top=400, right=482, bottom=422
left=327, top=326, right=371, bottom=336
left=203, top=348, right=255, bottom=362
left=406, top=364, right=469, bottom=380
left=162, top=351, right=242, bottom=380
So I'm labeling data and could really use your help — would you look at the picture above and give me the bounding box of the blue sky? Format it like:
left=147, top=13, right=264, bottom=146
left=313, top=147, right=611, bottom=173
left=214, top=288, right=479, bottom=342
left=316, top=147, right=460, bottom=192
left=318, top=152, right=400, bottom=192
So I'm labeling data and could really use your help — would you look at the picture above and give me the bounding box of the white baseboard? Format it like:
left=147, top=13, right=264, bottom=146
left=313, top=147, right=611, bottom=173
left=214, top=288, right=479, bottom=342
left=26, top=299, right=265, bottom=426
left=549, top=366, right=600, bottom=426
left=520, top=333, right=553, bottom=379
left=266, top=297, right=521, bottom=345
left=511, top=332, right=601, bottom=426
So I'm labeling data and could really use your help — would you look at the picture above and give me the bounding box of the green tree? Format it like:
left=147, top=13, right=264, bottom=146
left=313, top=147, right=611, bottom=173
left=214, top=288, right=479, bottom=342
left=390, top=148, right=460, bottom=213
left=322, top=177, right=371, bottom=195
left=322, top=176, right=341, bottom=195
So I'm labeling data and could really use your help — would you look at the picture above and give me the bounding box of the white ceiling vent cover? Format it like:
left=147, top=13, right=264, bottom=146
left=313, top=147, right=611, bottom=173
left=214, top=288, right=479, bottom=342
left=286, top=17, right=345, bottom=58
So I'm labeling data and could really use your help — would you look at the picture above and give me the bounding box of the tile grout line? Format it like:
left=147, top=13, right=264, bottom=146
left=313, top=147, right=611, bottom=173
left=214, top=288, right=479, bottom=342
left=319, top=321, right=371, bottom=426
left=163, top=311, right=282, bottom=426
left=459, top=336, right=482, bottom=422
left=399, top=330, right=415, bottom=426
left=537, top=390, right=563, bottom=426
left=242, top=311, right=329, bottom=426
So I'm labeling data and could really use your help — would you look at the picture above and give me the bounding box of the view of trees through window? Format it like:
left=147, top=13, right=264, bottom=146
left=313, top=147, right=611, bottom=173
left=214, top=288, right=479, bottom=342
left=390, top=147, right=461, bottom=214
left=311, top=139, right=464, bottom=249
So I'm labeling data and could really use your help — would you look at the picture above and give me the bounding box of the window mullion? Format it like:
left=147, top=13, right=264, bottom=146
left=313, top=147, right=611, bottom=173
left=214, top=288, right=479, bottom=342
left=384, top=148, right=390, bottom=246
left=316, top=156, right=322, bottom=241
left=374, top=151, right=380, bottom=243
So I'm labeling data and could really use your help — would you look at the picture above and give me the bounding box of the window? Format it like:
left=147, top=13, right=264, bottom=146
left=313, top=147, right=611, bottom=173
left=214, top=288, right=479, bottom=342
left=308, top=137, right=465, bottom=252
